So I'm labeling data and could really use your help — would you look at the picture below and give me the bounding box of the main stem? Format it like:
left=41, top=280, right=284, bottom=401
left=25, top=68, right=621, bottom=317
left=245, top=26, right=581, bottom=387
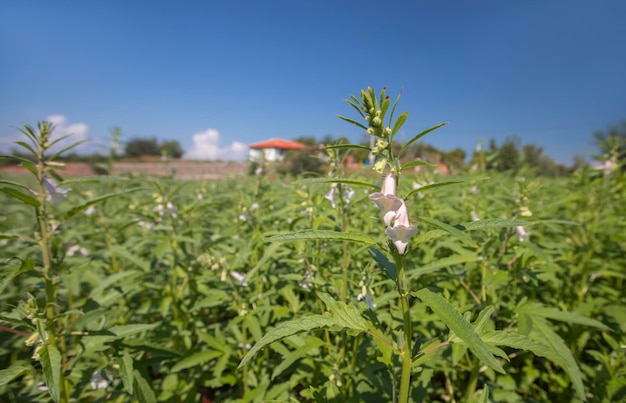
left=36, top=146, right=69, bottom=402
left=396, top=253, right=413, bottom=403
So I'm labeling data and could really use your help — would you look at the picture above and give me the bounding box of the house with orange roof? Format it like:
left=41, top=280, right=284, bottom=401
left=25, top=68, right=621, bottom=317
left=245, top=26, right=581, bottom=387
left=248, top=138, right=308, bottom=162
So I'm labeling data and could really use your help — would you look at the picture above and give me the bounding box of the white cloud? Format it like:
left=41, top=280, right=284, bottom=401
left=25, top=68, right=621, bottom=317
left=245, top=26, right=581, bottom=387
left=184, top=128, right=248, bottom=161
left=0, top=115, right=92, bottom=155
left=47, top=114, right=92, bottom=154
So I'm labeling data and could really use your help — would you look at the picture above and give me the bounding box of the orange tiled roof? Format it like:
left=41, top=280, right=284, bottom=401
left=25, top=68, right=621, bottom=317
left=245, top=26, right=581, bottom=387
left=249, top=138, right=308, bottom=150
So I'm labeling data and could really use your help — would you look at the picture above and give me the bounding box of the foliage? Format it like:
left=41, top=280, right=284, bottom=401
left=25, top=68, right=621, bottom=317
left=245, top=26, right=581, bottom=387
left=124, top=137, right=183, bottom=159
left=0, top=98, right=624, bottom=402
left=276, top=149, right=328, bottom=177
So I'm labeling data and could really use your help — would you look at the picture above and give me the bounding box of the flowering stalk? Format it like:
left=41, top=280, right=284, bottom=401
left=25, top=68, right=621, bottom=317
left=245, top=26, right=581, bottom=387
left=338, top=87, right=445, bottom=401
left=20, top=122, right=72, bottom=402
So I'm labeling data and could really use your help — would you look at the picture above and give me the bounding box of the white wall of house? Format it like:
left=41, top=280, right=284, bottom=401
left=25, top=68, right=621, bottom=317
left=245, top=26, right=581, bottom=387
left=248, top=148, right=285, bottom=162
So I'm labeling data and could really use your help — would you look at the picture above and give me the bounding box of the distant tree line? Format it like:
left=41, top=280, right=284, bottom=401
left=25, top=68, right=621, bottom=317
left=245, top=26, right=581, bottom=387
left=277, top=122, right=626, bottom=177
left=123, top=137, right=183, bottom=159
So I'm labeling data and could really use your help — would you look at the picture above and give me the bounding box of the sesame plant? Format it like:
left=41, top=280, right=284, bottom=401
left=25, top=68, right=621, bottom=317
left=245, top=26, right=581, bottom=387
left=239, top=87, right=614, bottom=402
left=0, top=122, right=153, bottom=402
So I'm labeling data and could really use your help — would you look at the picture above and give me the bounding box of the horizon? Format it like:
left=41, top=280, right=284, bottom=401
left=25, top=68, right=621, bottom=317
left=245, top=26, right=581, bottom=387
left=1, top=1, right=625, bottom=165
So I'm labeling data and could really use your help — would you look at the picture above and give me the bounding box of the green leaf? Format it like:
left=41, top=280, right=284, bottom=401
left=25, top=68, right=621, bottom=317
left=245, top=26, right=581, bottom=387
left=477, top=385, right=490, bottom=403
left=60, top=175, right=130, bottom=185
left=20, top=160, right=38, bottom=176
left=117, top=352, right=134, bottom=394
left=409, top=253, right=479, bottom=279
left=323, top=143, right=371, bottom=152
left=414, top=288, right=505, bottom=374
left=0, top=187, right=39, bottom=208
left=14, top=141, right=37, bottom=156
left=399, top=122, right=448, bottom=157
left=401, top=159, right=436, bottom=170
left=133, top=369, right=157, bottom=403
left=406, top=177, right=488, bottom=199
left=293, top=177, right=378, bottom=190
left=463, top=218, right=532, bottom=231
left=0, top=258, right=33, bottom=296
left=418, top=216, right=477, bottom=248
left=345, top=96, right=365, bottom=118
left=517, top=302, right=610, bottom=331
left=391, top=111, right=408, bottom=135
left=0, top=179, right=32, bottom=192
left=64, top=187, right=146, bottom=220
left=268, top=230, right=377, bottom=246
left=240, top=293, right=369, bottom=368
left=271, top=336, right=325, bottom=380
left=39, top=344, right=62, bottom=402
left=48, top=139, right=89, bottom=161
left=108, top=246, right=150, bottom=272
left=171, top=350, right=222, bottom=372
left=525, top=315, right=586, bottom=401
left=368, top=247, right=397, bottom=282
left=0, top=362, right=30, bottom=387
left=336, top=114, right=368, bottom=130
left=109, top=323, right=159, bottom=338
left=412, top=218, right=530, bottom=246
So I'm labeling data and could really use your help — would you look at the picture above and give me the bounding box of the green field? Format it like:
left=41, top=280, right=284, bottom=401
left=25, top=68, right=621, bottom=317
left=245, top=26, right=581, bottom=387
left=1, top=98, right=625, bottom=402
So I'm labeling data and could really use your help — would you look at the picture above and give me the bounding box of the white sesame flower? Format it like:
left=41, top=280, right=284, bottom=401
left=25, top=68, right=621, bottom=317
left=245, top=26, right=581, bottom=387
left=471, top=212, right=480, bottom=222
left=515, top=226, right=530, bottom=242
left=166, top=202, right=177, bottom=218
left=66, top=245, right=89, bottom=257
left=357, top=285, right=376, bottom=309
left=343, top=187, right=355, bottom=204
left=90, top=370, right=109, bottom=390
left=370, top=174, right=402, bottom=225
left=230, top=271, right=248, bottom=286
left=43, top=178, right=70, bottom=205
left=385, top=199, right=418, bottom=255
left=84, top=205, right=95, bottom=216
left=325, top=186, right=337, bottom=208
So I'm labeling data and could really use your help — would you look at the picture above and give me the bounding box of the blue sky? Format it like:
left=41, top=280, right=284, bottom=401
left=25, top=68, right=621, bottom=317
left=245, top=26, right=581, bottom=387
left=1, top=1, right=625, bottom=164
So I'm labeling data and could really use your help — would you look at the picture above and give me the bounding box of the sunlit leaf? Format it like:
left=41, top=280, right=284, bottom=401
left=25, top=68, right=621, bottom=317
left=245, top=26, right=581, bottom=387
left=406, top=177, right=488, bottom=199
left=240, top=293, right=369, bottom=368
left=399, top=122, right=448, bottom=157
left=268, top=230, right=377, bottom=246
left=323, top=143, right=371, bottom=152
left=336, top=114, right=368, bottom=130
left=418, top=216, right=477, bottom=248
left=414, top=288, right=505, bottom=374
left=0, top=187, right=39, bottom=208
left=0, top=362, right=30, bottom=387
left=517, top=302, right=610, bottom=331
left=401, top=159, right=436, bottom=170
left=293, top=177, right=378, bottom=190
left=133, top=369, right=157, bottom=403
left=39, top=344, right=61, bottom=402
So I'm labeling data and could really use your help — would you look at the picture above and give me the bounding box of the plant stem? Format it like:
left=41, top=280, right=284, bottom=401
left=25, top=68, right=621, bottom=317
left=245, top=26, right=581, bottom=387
left=36, top=144, right=69, bottom=402
left=395, top=253, right=413, bottom=403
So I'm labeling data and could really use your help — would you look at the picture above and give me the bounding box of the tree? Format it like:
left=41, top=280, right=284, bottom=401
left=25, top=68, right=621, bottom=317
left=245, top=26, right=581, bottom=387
left=443, top=147, right=466, bottom=170
left=277, top=149, right=328, bottom=176
left=125, top=137, right=160, bottom=157
left=160, top=140, right=183, bottom=159
left=496, top=136, right=521, bottom=172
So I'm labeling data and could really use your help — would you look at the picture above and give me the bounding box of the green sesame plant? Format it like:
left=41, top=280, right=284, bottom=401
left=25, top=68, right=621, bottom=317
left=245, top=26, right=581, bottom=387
left=239, top=87, right=613, bottom=402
